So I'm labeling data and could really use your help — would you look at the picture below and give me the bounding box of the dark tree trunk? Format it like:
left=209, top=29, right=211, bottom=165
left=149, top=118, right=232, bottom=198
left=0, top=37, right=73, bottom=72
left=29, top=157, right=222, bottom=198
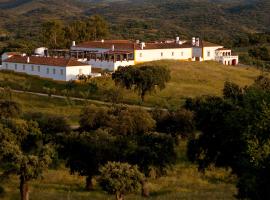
left=85, top=176, right=94, bottom=190
left=141, top=90, right=146, bottom=102
left=20, top=176, right=29, bottom=200
left=116, top=193, right=124, bottom=200
left=141, top=180, right=150, bottom=197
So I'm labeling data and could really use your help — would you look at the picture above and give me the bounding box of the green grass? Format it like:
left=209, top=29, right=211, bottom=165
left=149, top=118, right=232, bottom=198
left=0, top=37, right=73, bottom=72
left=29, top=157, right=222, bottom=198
left=0, top=60, right=266, bottom=109
left=1, top=142, right=237, bottom=200
left=10, top=92, right=86, bottom=126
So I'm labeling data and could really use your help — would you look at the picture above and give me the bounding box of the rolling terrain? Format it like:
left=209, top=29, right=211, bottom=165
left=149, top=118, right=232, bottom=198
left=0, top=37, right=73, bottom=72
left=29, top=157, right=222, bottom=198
left=0, top=0, right=269, bottom=44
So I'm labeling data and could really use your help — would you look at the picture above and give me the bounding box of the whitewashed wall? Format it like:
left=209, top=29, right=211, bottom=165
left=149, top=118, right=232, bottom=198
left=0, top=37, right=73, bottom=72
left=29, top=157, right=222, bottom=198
left=203, top=46, right=223, bottom=61
left=1, top=62, right=91, bottom=81
left=66, top=66, right=91, bottom=81
left=134, top=48, right=192, bottom=63
left=87, top=60, right=134, bottom=71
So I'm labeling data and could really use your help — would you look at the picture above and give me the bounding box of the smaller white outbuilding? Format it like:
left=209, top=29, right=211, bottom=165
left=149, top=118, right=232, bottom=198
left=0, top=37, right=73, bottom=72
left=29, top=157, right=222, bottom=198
left=1, top=55, right=92, bottom=81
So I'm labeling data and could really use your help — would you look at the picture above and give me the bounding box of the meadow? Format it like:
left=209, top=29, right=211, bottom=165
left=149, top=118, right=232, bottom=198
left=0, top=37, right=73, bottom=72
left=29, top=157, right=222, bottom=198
left=0, top=60, right=264, bottom=199
left=0, top=60, right=266, bottom=109
left=1, top=142, right=237, bottom=200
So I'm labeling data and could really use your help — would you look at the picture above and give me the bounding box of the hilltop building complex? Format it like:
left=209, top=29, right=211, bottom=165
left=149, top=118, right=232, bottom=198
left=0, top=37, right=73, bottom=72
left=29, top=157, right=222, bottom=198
left=0, top=37, right=239, bottom=81
left=70, top=37, right=239, bottom=71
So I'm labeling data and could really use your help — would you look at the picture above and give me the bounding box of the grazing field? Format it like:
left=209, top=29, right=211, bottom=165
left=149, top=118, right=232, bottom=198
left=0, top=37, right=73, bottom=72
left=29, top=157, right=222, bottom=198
left=1, top=143, right=237, bottom=200
left=0, top=60, right=266, bottom=108
left=11, top=92, right=85, bottom=125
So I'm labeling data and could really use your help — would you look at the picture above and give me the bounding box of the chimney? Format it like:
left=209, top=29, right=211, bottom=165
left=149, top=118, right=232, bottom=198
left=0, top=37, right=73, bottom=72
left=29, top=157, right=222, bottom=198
left=192, top=37, right=196, bottom=46
left=111, top=45, right=115, bottom=51
left=140, top=42, right=146, bottom=50
left=27, top=57, right=30, bottom=63
left=176, top=36, right=180, bottom=43
left=196, top=38, right=200, bottom=47
left=72, top=41, right=76, bottom=46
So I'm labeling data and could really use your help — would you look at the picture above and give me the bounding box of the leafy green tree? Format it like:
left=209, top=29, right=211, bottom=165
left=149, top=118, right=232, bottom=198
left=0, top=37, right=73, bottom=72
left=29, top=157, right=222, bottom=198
left=79, top=104, right=110, bottom=132
left=112, top=65, right=171, bottom=102
left=154, top=108, right=195, bottom=139
left=61, top=130, right=117, bottom=190
left=41, top=20, right=65, bottom=48
left=0, top=100, right=21, bottom=119
left=99, top=162, right=144, bottom=200
left=24, top=112, right=71, bottom=143
left=0, top=119, right=54, bottom=200
left=111, top=107, right=155, bottom=135
left=87, top=15, right=109, bottom=40
left=223, top=81, right=244, bottom=103
left=186, top=78, right=270, bottom=199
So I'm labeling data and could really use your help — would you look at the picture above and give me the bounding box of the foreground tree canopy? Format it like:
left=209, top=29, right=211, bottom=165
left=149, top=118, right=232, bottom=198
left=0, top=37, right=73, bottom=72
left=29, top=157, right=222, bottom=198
left=186, top=76, right=270, bottom=200
left=100, top=162, right=144, bottom=200
left=112, top=65, right=171, bottom=102
left=0, top=119, right=54, bottom=200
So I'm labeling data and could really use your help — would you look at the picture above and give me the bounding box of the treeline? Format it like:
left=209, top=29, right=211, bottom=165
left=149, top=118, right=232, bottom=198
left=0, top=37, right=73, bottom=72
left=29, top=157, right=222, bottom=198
left=185, top=76, right=270, bottom=200
left=0, top=87, right=193, bottom=200
left=0, top=15, right=109, bottom=54
left=40, top=15, right=108, bottom=49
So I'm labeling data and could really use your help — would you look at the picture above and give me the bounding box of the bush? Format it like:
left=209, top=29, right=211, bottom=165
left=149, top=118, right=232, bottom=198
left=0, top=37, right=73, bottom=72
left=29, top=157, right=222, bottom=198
left=99, top=162, right=144, bottom=200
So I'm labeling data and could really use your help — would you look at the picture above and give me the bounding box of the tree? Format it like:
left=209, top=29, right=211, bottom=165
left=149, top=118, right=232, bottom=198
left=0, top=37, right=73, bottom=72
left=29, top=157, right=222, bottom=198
left=41, top=20, right=65, bottom=49
left=154, top=108, right=195, bottom=139
left=112, top=65, right=171, bottom=102
left=87, top=15, right=109, bottom=40
left=61, top=130, right=117, bottom=190
left=0, top=119, right=54, bottom=200
left=24, top=112, right=71, bottom=143
left=185, top=78, right=270, bottom=199
left=111, top=107, right=156, bottom=135
left=0, top=100, right=21, bottom=119
left=79, top=104, right=110, bottom=132
left=99, top=162, right=144, bottom=200
left=223, top=81, right=244, bottom=104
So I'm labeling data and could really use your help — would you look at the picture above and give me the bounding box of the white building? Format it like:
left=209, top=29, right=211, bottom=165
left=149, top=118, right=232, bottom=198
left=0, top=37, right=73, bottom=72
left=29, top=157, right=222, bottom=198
left=1, top=55, right=92, bottom=81
left=70, top=38, right=238, bottom=71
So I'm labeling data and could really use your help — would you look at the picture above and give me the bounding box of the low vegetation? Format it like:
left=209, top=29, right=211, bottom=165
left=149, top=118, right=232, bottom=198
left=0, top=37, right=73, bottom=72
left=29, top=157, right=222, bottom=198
left=0, top=60, right=267, bottom=108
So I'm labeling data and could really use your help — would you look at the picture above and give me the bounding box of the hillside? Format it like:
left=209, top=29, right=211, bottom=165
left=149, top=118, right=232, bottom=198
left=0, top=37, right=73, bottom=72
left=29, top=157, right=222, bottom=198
left=0, top=0, right=269, bottom=44
left=0, top=61, right=266, bottom=108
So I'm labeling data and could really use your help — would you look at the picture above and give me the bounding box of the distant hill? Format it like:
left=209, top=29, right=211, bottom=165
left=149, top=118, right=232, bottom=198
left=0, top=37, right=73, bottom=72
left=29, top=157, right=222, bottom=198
left=0, top=0, right=269, bottom=44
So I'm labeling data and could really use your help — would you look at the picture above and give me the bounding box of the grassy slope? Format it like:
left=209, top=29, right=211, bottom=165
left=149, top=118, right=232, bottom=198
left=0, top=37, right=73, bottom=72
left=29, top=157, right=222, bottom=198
left=0, top=61, right=250, bottom=199
left=0, top=60, right=266, bottom=108
left=1, top=143, right=237, bottom=200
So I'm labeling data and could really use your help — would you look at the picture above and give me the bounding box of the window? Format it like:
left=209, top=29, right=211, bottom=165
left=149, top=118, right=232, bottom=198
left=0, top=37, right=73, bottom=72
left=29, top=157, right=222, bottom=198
left=207, top=51, right=211, bottom=57
left=140, top=53, right=143, bottom=58
left=181, top=52, right=184, bottom=56
left=53, top=69, right=56, bottom=74
left=38, top=66, right=40, bottom=72
left=15, top=64, right=17, bottom=70
left=172, top=52, right=174, bottom=56
left=31, top=65, right=34, bottom=71
left=60, top=69, right=64, bottom=75
left=23, top=65, right=25, bottom=71
left=46, top=68, right=49, bottom=74
left=161, top=52, right=163, bottom=57
left=5, top=63, right=8, bottom=69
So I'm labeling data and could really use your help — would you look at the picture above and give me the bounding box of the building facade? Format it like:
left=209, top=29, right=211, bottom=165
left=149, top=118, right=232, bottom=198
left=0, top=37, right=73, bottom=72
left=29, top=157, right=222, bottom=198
left=70, top=38, right=238, bottom=71
left=1, top=55, right=92, bottom=81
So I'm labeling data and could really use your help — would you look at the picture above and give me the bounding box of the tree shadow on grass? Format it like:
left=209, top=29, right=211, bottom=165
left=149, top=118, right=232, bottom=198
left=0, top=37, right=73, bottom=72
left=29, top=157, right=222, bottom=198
left=150, top=189, right=172, bottom=197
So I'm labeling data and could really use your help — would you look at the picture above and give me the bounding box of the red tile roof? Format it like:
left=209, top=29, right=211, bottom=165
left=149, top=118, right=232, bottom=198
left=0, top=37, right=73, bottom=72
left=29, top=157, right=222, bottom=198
left=216, top=48, right=231, bottom=51
left=74, top=40, right=135, bottom=51
left=73, top=39, right=223, bottom=51
left=4, top=56, right=89, bottom=67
